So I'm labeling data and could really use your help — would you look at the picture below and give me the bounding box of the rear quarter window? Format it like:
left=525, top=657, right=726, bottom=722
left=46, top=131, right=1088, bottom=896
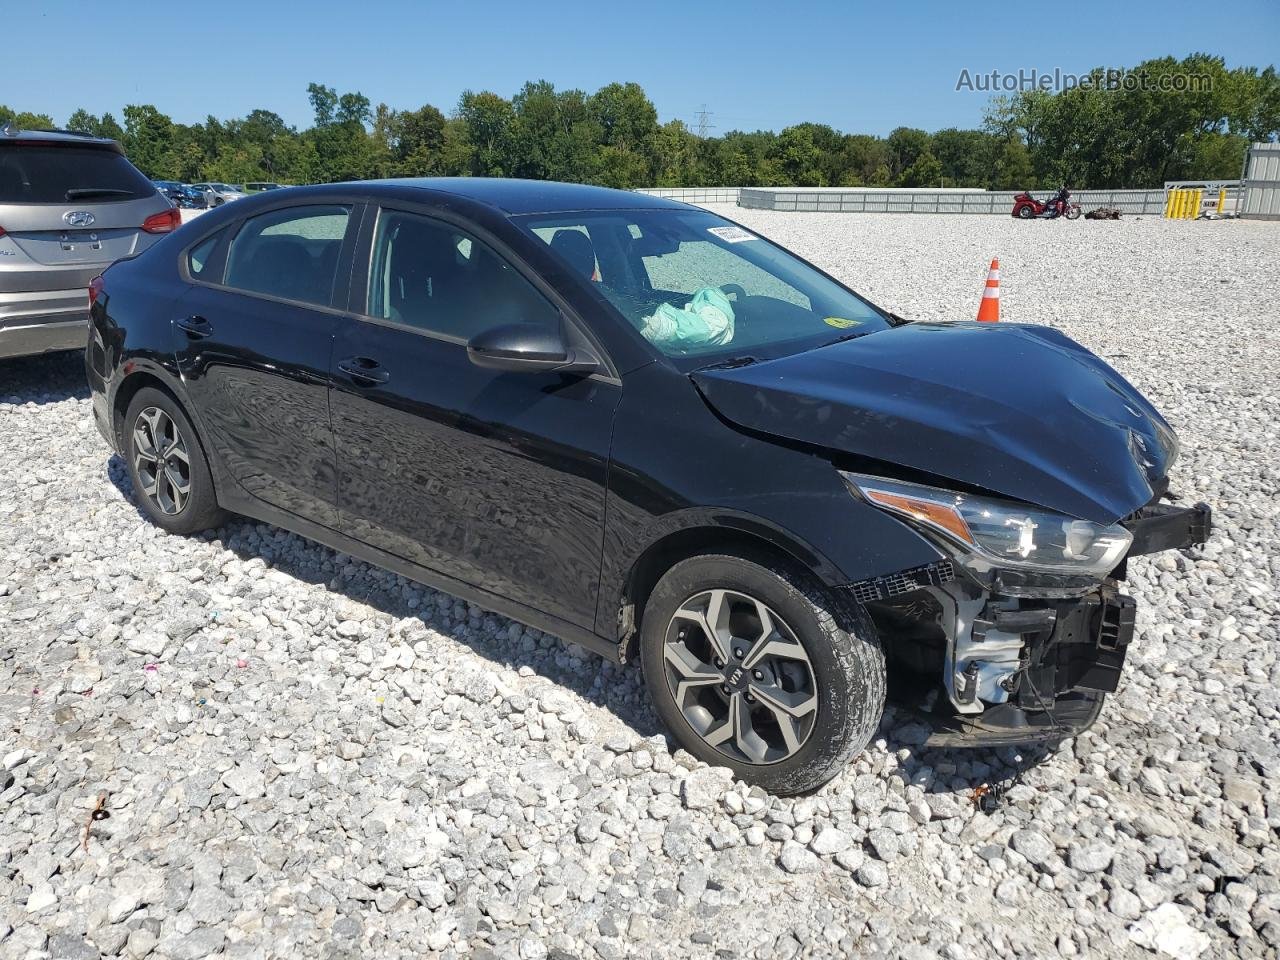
left=187, top=231, right=223, bottom=278
left=0, top=145, right=155, bottom=203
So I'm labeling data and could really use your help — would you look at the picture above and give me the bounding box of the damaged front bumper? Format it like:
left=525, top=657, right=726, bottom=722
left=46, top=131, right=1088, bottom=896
left=925, top=584, right=1135, bottom=746
left=859, top=498, right=1212, bottom=748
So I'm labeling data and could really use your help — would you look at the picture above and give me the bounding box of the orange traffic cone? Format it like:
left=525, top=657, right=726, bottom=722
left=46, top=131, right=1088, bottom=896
left=976, top=258, right=1000, bottom=322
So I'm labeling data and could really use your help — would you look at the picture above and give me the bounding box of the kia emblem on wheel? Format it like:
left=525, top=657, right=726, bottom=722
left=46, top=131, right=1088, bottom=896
left=63, top=210, right=95, bottom=227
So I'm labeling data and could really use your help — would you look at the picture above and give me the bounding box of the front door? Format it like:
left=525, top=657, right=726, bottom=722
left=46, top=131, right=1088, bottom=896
left=174, top=202, right=359, bottom=528
left=330, top=207, right=620, bottom=630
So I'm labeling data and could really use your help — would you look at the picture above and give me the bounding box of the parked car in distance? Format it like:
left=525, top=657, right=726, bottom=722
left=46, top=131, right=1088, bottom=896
left=86, top=179, right=1211, bottom=793
left=152, top=180, right=206, bottom=210
left=191, top=182, right=245, bottom=206
left=243, top=181, right=282, bottom=193
left=152, top=180, right=183, bottom=205
left=0, top=123, right=179, bottom=359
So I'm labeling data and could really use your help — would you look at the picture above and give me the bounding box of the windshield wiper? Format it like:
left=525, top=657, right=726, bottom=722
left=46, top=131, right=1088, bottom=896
left=825, top=331, right=871, bottom=346
left=696, top=354, right=763, bottom=371
left=65, top=188, right=134, bottom=200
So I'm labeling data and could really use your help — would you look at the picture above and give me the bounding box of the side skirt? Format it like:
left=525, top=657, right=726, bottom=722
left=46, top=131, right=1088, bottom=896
left=218, top=487, right=621, bottom=663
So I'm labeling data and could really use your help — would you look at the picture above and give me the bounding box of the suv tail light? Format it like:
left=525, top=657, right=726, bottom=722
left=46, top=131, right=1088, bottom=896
left=141, top=208, right=182, bottom=234
left=89, top=275, right=104, bottom=307
left=0, top=225, right=6, bottom=238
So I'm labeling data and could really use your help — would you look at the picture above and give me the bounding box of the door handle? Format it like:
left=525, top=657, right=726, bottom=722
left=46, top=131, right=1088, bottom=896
left=337, top=356, right=391, bottom=385
left=176, top=315, right=212, bottom=339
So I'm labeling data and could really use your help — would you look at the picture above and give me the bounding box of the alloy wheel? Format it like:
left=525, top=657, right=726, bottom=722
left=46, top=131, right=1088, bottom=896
left=662, top=589, right=818, bottom=765
left=132, top=406, right=192, bottom=515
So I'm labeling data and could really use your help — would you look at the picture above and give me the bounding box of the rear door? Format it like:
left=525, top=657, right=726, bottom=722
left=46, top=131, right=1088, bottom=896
left=173, top=201, right=362, bottom=529
left=0, top=142, right=171, bottom=302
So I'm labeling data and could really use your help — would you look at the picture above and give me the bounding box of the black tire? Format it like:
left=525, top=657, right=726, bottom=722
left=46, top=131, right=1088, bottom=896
left=123, top=387, right=226, bottom=535
left=1016, top=204, right=1034, bottom=219
left=640, top=552, right=885, bottom=795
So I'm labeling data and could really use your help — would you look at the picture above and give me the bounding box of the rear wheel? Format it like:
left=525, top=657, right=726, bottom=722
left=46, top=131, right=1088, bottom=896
left=124, top=387, right=225, bottom=535
left=1016, top=204, right=1034, bottom=219
left=641, top=553, right=885, bottom=795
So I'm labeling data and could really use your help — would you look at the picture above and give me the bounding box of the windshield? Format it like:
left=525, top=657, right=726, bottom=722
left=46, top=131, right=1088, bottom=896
left=517, top=208, right=890, bottom=365
left=0, top=145, right=155, bottom=204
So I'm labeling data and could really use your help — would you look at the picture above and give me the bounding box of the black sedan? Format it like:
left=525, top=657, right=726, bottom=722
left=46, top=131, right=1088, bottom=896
left=85, top=179, right=1209, bottom=793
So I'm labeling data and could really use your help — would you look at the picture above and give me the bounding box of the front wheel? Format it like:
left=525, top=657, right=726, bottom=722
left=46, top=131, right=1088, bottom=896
left=640, top=553, right=885, bottom=795
left=1065, top=205, right=1081, bottom=220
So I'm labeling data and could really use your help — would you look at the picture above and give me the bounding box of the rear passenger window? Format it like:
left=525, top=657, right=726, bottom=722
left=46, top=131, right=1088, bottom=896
left=367, top=210, right=558, bottom=339
left=224, top=205, right=350, bottom=307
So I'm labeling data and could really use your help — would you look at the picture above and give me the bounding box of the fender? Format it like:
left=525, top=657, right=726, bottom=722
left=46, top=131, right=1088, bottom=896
left=595, top=500, right=945, bottom=644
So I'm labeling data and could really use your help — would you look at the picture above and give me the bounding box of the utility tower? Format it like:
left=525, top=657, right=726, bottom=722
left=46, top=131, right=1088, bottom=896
left=695, top=105, right=714, bottom=138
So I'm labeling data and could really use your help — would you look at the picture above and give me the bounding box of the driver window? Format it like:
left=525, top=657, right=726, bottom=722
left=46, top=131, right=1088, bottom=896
left=368, top=210, right=559, bottom=339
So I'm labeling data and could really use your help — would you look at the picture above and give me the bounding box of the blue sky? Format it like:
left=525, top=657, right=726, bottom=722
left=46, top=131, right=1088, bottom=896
left=8, top=0, right=1278, bottom=135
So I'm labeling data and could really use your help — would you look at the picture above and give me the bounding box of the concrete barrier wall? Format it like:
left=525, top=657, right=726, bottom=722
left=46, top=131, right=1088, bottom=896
left=635, top=186, right=1170, bottom=215
left=633, top=187, right=741, bottom=203
left=738, top=187, right=1170, bottom=216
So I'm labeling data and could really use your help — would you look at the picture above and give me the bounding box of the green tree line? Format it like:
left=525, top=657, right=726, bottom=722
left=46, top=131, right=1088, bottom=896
left=3, top=54, right=1275, bottom=191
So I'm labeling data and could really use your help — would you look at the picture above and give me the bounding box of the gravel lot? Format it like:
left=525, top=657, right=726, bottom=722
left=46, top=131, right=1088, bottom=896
left=2, top=211, right=1278, bottom=960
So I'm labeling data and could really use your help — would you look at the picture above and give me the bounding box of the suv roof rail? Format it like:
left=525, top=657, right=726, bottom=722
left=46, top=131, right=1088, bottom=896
left=0, top=123, right=111, bottom=143
left=27, top=127, right=100, bottom=139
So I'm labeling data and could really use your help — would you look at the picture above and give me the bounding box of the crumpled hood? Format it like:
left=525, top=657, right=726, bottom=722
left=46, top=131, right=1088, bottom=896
left=691, top=322, right=1176, bottom=524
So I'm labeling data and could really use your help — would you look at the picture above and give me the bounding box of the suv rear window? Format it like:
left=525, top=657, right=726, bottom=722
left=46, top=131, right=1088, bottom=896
left=0, top=145, right=156, bottom=204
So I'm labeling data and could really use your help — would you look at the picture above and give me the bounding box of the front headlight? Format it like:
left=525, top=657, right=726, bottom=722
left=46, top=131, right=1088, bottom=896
left=841, top=472, right=1132, bottom=578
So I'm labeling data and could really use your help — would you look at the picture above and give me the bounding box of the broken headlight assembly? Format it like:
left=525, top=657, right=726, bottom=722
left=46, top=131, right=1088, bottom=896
left=841, top=472, right=1132, bottom=586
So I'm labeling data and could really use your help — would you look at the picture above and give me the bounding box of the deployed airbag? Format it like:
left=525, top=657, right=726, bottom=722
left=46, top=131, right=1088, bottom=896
left=639, top=286, right=735, bottom=349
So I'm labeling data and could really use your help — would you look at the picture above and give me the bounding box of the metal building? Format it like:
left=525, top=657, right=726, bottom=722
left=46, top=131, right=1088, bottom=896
left=1240, top=142, right=1280, bottom=221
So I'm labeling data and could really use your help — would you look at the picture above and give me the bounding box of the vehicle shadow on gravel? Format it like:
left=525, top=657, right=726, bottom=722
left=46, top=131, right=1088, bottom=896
left=884, top=723, right=1060, bottom=809
left=105, top=457, right=1058, bottom=799
left=105, top=457, right=668, bottom=743
left=0, top=351, right=88, bottom=404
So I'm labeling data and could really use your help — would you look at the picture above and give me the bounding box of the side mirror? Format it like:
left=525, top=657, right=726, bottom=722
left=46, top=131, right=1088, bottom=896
left=466, top=323, right=598, bottom=375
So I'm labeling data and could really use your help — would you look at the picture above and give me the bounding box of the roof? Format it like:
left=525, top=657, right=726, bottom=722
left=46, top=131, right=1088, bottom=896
left=370, top=177, right=688, bottom=215
left=0, top=124, right=120, bottom=150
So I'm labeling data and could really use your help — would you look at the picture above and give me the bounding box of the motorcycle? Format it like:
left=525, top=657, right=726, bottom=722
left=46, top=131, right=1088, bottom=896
left=1012, top=189, right=1081, bottom=220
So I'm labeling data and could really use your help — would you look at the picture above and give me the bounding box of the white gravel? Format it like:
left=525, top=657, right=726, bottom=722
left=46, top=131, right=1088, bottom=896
left=2, top=211, right=1279, bottom=960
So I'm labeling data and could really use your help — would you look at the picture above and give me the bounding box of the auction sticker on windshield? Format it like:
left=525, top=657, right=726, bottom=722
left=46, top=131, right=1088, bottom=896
left=824, top=317, right=864, bottom=329
left=707, top=225, right=756, bottom=243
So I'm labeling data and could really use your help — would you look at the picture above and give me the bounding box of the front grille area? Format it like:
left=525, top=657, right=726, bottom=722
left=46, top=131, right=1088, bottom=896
left=845, top=560, right=955, bottom=604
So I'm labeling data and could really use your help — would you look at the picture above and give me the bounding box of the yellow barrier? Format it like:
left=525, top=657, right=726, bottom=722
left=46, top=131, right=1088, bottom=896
left=1164, top=188, right=1205, bottom=220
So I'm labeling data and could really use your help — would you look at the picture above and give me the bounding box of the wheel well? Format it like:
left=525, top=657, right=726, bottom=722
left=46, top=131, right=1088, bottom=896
left=111, top=373, right=176, bottom=449
left=618, top=527, right=822, bottom=661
